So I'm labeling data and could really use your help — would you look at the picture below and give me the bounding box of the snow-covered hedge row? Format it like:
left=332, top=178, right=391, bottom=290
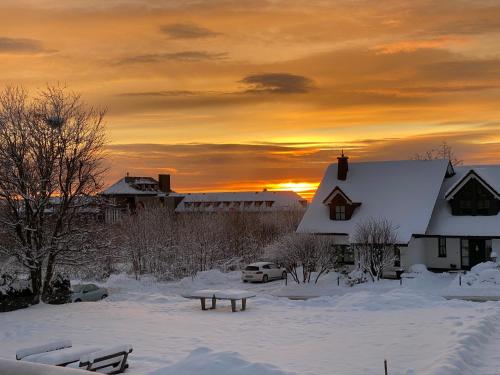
left=0, top=274, right=34, bottom=312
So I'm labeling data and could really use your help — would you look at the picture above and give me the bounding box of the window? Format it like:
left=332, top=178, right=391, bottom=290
left=394, top=247, right=401, bottom=267
left=451, top=178, right=498, bottom=216
left=338, top=245, right=354, bottom=265
left=335, top=205, right=346, bottom=220
left=461, top=239, right=469, bottom=268
left=486, top=239, right=493, bottom=258
left=438, top=237, right=447, bottom=258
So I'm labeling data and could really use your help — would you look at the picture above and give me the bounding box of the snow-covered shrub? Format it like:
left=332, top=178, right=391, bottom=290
left=0, top=273, right=34, bottom=312
left=454, top=262, right=500, bottom=287
left=409, top=264, right=429, bottom=274
left=42, top=274, right=72, bottom=305
left=346, top=269, right=368, bottom=286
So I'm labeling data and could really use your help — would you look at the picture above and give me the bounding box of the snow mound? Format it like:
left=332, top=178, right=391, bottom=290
left=409, top=264, right=429, bottom=274
left=458, top=262, right=500, bottom=287
left=470, top=261, right=498, bottom=274
left=443, top=262, right=500, bottom=299
left=147, top=347, right=297, bottom=375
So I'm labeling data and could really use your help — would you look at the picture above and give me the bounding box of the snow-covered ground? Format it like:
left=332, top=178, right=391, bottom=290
left=1, top=269, right=500, bottom=375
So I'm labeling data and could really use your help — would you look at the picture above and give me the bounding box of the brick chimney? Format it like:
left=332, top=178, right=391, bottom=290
left=158, top=174, right=171, bottom=193
left=337, top=151, right=349, bottom=181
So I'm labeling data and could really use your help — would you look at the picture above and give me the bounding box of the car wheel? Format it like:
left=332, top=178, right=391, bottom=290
left=74, top=299, right=81, bottom=303
left=243, top=280, right=248, bottom=283
left=262, top=274, right=268, bottom=283
left=101, top=294, right=108, bottom=300
left=282, top=271, right=287, bottom=279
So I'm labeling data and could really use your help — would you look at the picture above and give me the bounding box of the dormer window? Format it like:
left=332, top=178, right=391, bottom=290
left=323, top=186, right=361, bottom=221
left=445, top=170, right=500, bottom=216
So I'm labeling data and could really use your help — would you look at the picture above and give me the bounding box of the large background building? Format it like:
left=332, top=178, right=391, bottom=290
left=101, top=173, right=307, bottom=223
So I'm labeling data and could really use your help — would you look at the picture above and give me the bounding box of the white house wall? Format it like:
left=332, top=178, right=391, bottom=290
left=424, top=238, right=461, bottom=270
left=402, top=237, right=461, bottom=270
left=401, top=237, right=426, bottom=269
left=493, top=239, right=500, bottom=257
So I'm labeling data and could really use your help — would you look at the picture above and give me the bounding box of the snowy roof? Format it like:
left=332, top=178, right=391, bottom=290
left=101, top=177, right=160, bottom=196
left=297, top=159, right=451, bottom=243
left=426, top=165, right=500, bottom=237
left=175, top=191, right=307, bottom=212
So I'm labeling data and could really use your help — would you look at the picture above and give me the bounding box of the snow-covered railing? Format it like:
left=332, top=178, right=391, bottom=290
left=0, top=358, right=89, bottom=375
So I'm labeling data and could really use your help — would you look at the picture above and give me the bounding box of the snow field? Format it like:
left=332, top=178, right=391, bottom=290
left=1, top=270, right=500, bottom=374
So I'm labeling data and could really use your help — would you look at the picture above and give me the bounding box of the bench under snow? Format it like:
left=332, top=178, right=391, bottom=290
left=16, top=340, right=132, bottom=374
left=182, top=289, right=256, bottom=312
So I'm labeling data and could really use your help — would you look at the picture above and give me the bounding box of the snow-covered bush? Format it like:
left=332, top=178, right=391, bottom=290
left=0, top=272, right=34, bottom=312
left=346, top=269, right=368, bottom=286
left=454, top=262, right=500, bottom=287
left=409, top=264, right=429, bottom=274
left=42, top=274, right=72, bottom=305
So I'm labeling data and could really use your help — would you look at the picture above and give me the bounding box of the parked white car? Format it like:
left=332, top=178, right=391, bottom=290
left=71, top=284, right=108, bottom=302
left=242, top=262, right=287, bottom=283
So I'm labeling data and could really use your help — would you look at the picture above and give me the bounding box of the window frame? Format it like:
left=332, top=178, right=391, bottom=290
left=335, top=205, right=346, bottom=220
left=438, top=237, right=447, bottom=258
left=460, top=238, right=469, bottom=268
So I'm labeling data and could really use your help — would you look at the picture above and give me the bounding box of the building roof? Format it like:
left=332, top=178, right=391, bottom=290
left=101, top=177, right=161, bottom=196
left=175, top=191, right=307, bottom=212
left=297, top=159, right=451, bottom=243
left=426, top=165, right=500, bottom=237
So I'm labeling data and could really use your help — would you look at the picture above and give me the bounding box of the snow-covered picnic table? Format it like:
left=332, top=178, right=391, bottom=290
left=15, top=340, right=133, bottom=374
left=182, top=289, right=256, bottom=312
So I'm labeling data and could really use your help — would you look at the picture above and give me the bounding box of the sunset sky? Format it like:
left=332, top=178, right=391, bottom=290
left=2, top=0, right=500, bottom=198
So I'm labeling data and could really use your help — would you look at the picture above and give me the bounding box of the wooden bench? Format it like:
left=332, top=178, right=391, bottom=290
left=183, top=289, right=256, bottom=312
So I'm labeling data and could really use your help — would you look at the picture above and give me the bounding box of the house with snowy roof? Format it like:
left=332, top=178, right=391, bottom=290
left=297, top=154, right=500, bottom=272
left=101, top=174, right=180, bottom=222
left=174, top=191, right=307, bottom=213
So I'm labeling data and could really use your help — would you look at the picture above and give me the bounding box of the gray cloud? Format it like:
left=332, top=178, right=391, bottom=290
left=118, top=51, right=227, bottom=64
left=0, top=36, right=47, bottom=54
left=240, top=73, right=313, bottom=94
left=160, top=23, right=220, bottom=39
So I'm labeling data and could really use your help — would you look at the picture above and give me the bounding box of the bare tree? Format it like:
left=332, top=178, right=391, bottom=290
left=113, top=208, right=304, bottom=281
left=353, top=218, right=398, bottom=281
left=265, top=233, right=338, bottom=284
left=0, top=86, right=107, bottom=303
left=413, top=141, right=463, bottom=166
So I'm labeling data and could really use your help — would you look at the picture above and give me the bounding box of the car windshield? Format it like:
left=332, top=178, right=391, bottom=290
left=72, top=285, right=85, bottom=293
left=245, top=266, right=259, bottom=271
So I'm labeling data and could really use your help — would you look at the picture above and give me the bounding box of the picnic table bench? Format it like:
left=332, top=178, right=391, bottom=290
left=182, top=289, right=256, bottom=312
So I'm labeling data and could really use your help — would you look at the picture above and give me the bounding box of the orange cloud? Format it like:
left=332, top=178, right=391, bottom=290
left=373, top=36, right=470, bottom=54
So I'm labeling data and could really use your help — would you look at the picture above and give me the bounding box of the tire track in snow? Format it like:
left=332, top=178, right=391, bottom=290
left=475, top=305, right=500, bottom=375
